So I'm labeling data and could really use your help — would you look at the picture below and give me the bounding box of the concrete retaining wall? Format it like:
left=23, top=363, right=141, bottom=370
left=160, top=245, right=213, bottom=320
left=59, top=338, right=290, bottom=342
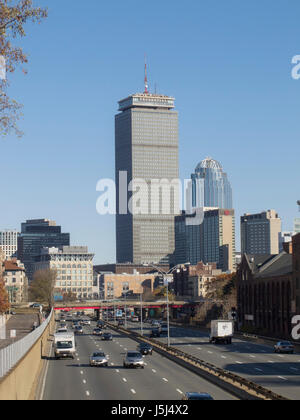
left=0, top=312, right=55, bottom=400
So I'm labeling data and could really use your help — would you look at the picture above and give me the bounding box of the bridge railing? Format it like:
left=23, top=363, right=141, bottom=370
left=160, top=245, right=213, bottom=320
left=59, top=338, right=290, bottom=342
left=0, top=309, right=53, bottom=379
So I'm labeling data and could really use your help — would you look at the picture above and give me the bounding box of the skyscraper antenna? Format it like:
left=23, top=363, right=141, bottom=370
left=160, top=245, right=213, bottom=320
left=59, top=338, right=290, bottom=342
left=144, top=55, right=149, bottom=94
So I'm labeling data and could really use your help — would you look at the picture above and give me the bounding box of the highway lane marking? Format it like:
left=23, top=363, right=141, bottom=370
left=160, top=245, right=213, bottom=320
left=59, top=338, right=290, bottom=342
left=249, top=355, right=256, bottom=358
left=207, top=351, right=213, bottom=354
left=123, top=378, right=127, bottom=383
left=162, top=378, right=168, bottom=382
left=86, top=391, right=90, bottom=397
left=83, top=380, right=87, bottom=384
left=152, top=369, right=157, bottom=373
left=268, top=361, right=275, bottom=363
left=290, top=367, right=299, bottom=372
left=278, top=376, right=288, bottom=381
left=255, top=368, right=263, bottom=372
left=221, top=356, right=227, bottom=359
left=235, top=361, right=243, bottom=365
left=116, top=369, right=120, bottom=373
left=177, top=389, right=183, bottom=395
left=80, top=371, right=84, bottom=375
left=131, top=389, right=136, bottom=394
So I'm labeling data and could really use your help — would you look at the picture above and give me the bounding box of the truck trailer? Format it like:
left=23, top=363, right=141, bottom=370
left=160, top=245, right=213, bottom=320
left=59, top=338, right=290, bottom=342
left=209, top=320, right=234, bottom=345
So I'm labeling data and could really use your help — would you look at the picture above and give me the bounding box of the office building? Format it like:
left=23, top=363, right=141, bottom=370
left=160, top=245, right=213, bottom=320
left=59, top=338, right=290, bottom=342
left=174, top=208, right=236, bottom=272
left=34, top=246, right=95, bottom=300
left=191, top=158, right=233, bottom=209
left=0, top=230, right=18, bottom=260
left=115, top=91, right=179, bottom=265
left=241, top=210, right=282, bottom=255
left=18, top=219, right=70, bottom=282
left=294, top=218, right=300, bottom=233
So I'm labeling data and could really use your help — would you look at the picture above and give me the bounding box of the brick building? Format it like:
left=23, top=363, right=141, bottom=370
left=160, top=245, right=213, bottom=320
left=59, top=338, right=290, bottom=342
left=173, top=262, right=222, bottom=298
left=237, top=249, right=295, bottom=338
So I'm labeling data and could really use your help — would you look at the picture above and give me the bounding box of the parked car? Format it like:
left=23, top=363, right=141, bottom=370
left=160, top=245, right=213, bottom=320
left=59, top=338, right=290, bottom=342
left=137, top=343, right=153, bottom=355
left=123, top=351, right=145, bottom=369
left=274, top=341, right=294, bottom=354
left=82, top=320, right=91, bottom=326
left=182, top=392, right=214, bottom=401
left=89, top=352, right=109, bottom=367
left=118, top=320, right=125, bottom=327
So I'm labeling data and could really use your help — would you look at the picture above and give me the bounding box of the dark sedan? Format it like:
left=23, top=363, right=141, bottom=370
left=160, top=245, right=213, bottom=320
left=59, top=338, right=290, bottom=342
left=137, top=343, right=153, bottom=355
left=102, top=333, right=113, bottom=341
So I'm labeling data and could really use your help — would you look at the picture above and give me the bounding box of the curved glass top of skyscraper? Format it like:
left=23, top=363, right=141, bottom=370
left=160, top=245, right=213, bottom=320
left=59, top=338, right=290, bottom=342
left=191, top=157, right=233, bottom=209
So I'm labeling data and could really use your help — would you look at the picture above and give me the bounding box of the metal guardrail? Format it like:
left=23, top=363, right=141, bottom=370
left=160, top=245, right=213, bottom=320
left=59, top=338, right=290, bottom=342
left=0, top=310, right=53, bottom=379
left=107, top=322, right=288, bottom=401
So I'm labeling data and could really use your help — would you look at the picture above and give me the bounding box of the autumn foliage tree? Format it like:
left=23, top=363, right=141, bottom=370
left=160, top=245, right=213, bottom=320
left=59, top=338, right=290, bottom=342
left=0, top=0, right=48, bottom=136
left=0, top=276, right=10, bottom=314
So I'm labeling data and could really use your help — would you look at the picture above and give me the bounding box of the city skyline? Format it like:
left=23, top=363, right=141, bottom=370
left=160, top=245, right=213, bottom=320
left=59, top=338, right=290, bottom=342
left=0, top=0, right=299, bottom=264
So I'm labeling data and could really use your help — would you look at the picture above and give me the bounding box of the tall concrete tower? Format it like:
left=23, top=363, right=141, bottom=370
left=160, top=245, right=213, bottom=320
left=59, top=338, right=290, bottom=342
left=115, top=92, right=179, bottom=265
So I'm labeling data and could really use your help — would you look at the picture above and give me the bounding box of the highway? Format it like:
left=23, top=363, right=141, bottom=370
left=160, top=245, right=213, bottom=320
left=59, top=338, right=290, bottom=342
left=125, top=321, right=300, bottom=400
left=42, top=319, right=236, bottom=401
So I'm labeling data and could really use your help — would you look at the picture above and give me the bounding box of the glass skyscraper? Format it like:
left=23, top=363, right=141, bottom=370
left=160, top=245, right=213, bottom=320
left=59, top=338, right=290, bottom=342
left=191, top=157, right=233, bottom=209
left=18, top=219, right=70, bottom=281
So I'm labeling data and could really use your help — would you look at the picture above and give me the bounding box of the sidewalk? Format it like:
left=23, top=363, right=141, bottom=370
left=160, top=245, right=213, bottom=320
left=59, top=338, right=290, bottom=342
left=0, top=313, right=40, bottom=350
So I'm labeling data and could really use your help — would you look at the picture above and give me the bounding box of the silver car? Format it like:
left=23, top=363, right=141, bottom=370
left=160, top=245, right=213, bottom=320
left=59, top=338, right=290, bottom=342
left=89, top=352, right=109, bottom=367
left=274, top=341, right=294, bottom=354
left=123, top=351, right=145, bottom=369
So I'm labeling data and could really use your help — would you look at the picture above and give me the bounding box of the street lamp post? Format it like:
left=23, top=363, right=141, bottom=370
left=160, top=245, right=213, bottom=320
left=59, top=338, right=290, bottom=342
left=140, top=292, right=144, bottom=336
left=143, top=262, right=190, bottom=348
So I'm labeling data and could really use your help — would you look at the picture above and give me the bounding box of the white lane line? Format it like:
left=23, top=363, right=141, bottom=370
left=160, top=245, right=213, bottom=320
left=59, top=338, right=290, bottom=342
left=86, top=391, right=90, bottom=397
left=207, top=351, right=213, bottom=354
left=255, top=368, right=263, bottom=372
left=249, top=355, right=256, bottom=359
left=80, top=371, right=84, bottom=375
left=131, top=389, right=136, bottom=394
left=268, top=361, right=275, bottom=364
left=236, top=361, right=243, bottom=365
left=221, top=356, right=227, bottom=359
left=177, top=389, right=183, bottom=395
left=83, top=380, right=87, bottom=384
left=278, top=376, right=287, bottom=381
left=162, top=378, right=168, bottom=382
left=290, top=367, right=298, bottom=372
left=111, top=362, right=114, bottom=366
left=197, top=347, right=202, bottom=350
left=122, top=378, right=127, bottom=383
left=152, top=369, right=157, bottom=373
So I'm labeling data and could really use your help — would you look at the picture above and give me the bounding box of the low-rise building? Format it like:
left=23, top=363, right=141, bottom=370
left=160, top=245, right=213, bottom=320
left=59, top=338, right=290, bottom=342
left=99, top=273, right=155, bottom=300
left=237, top=250, right=294, bottom=338
left=173, top=261, right=222, bottom=299
left=2, top=259, right=28, bottom=304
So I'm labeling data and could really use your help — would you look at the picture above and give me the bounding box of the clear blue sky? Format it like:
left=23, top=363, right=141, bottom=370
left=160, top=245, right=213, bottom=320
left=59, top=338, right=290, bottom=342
left=1, top=0, right=300, bottom=264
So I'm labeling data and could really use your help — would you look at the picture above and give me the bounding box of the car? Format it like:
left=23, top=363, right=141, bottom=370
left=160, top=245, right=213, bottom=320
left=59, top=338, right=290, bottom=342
left=182, top=392, right=214, bottom=401
left=97, top=321, right=106, bottom=329
left=137, top=343, right=153, bottom=355
left=123, top=351, right=145, bottom=369
left=102, top=333, right=113, bottom=341
left=160, top=323, right=168, bottom=335
left=274, top=341, right=294, bottom=354
left=118, top=320, right=125, bottom=327
left=74, top=326, right=83, bottom=335
left=82, top=320, right=91, bottom=326
left=151, top=320, right=160, bottom=328
left=89, top=352, right=109, bottom=367
left=93, top=328, right=103, bottom=336
left=131, top=316, right=139, bottom=322
left=57, top=327, right=68, bottom=333
left=30, top=303, right=42, bottom=309
left=151, top=328, right=160, bottom=338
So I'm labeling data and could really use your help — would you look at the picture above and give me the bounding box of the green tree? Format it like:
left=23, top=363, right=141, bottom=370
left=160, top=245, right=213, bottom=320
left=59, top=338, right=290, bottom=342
left=29, top=268, right=56, bottom=309
left=0, top=0, right=48, bottom=137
